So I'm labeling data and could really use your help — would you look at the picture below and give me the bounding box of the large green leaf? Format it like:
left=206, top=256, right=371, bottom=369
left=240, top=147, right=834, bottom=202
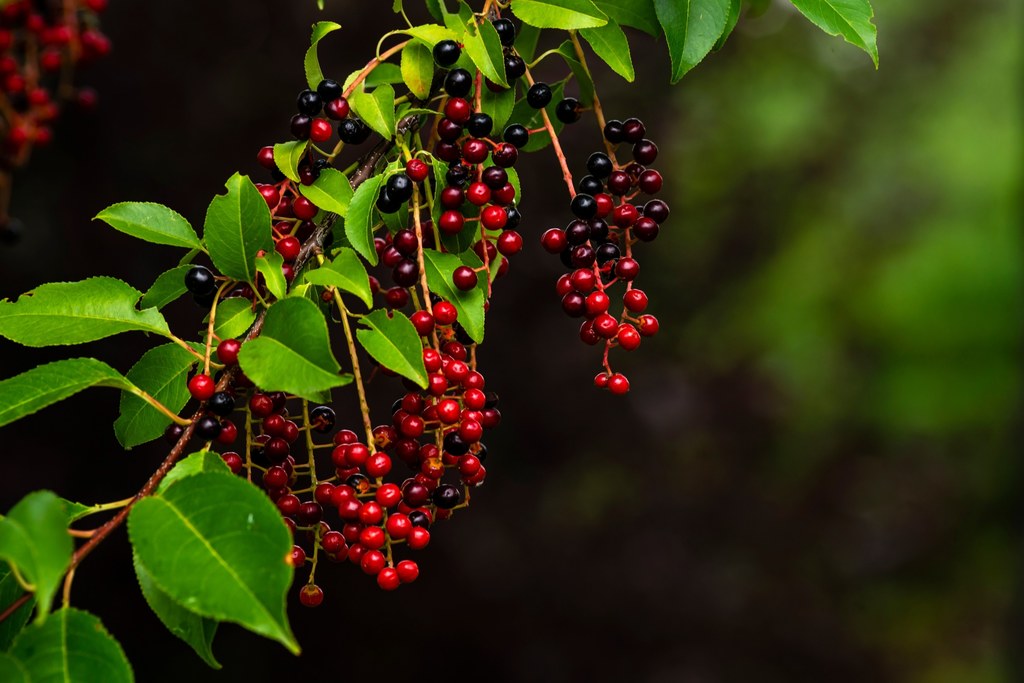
left=128, top=473, right=298, bottom=653
left=0, top=567, right=34, bottom=650
left=255, top=252, right=288, bottom=301
left=156, top=451, right=232, bottom=495
left=140, top=265, right=191, bottom=310
left=345, top=174, right=384, bottom=265
left=302, top=247, right=373, bottom=308
left=400, top=41, right=434, bottom=100
left=0, top=653, right=29, bottom=682
left=114, top=344, right=197, bottom=449
left=594, top=0, right=660, bottom=35
left=94, top=202, right=202, bottom=251
left=237, top=297, right=352, bottom=400
left=0, top=492, right=72, bottom=624
left=203, top=173, right=274, bottom=285
left=654, top=0, right=731, bottom=82
left=463, top=18, right=508, bottom=87
left=356, top=309, right=428, bottom=387
left=580, top=18, right=634, bottom=81
left=0, top=358, right=136, bottom=430
left=510, top=0, right=608, bottom=29
left=349, top=83, right=396, bottom=139
left=212, top=297, right=256, bottom=340
left=423, top=249, right=486, bottom=342
left=789, top=0, right=878, bottom=67
left=299, top=168, right=354, bottom=217
left=9, top=608, right=133, bottom=682
left=0, top=277, right=171, bottom=347
left=272, top=141, right=307, bottom=183
left=305, top=21, right=342, bottom=89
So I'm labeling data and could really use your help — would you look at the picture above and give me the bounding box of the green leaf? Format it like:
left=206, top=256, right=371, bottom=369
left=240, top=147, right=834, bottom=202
left=114, top=344, right=197, bottom=449
left=272, top=141, right=308, bottom=183
left=654, top=0, right=731, bottom=82
left=157, top=451, right=233, bottom=495
left=0, top=654, right=29, bottom=682
left=346, top=174, right=384, bottom=265
left=60, top=501, right=93, bottom=525
left=300, top=169, right=355, bottom=219
left=580, top=18, right=634, bottom=81
left=0, top=358, right=135, bottom=430
left=400, top=41, right=434, bottom=100
left=556, top=41, right=595, bottom=105
left=515, top=23, right=542, bottom=61
left=423, top=249, right=486, bottom=342
left=510, top=0, right=608, bottom=29
left=463, top=18, right=508, bottom=87
left=510, top=79, right=566, bottom=151
left=238, top=297, right=352, bottom=400
left=594, top=0, right=660, bottom=35
left=364, top=63, right=404, bottom=88
left=140, top=265, right=191, bottom=310
left=714, top=0, right=741, bottom=50
left=255, top=252, right=288, bottom=301
left=349, top=84, right=396, bottom=139
left=0, top=492, right=73, bottom=623
left=789, top=0, right=878, bottom=67
left=481, top=80, right=516, bottom=130
left=212, top=297, right=256, bottom=340
left=10, top=608, right=133, bottom=682
left=203, top=173, right=274, bottom=285
left=134, top=553, right=220, bottom=669
left=128, top=473, right=298, bottom=653
left=94, top=202, right=202, bottom=251
left=424, top=0, right=443, bottom=22
left=302, top=248, right=373, bottom=308
left=0, top=567, right=34, bottom=650
left=0, top=277, right=171, bottom=347
left=356, top=309, right=428, bottom=387
left=305, top=21, right=342, bottom=89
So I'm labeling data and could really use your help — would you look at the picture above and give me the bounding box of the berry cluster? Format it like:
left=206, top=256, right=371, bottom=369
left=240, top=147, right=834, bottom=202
left=540, top=119, right=667, bottom=394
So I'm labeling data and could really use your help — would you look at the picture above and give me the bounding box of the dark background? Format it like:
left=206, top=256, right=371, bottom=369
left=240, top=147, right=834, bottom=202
left=1, top=1, right=1021, bottom=681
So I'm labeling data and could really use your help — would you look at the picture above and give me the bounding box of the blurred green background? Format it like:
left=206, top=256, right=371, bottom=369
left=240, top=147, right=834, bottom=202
left=0, top=0, right=1020, bottom=681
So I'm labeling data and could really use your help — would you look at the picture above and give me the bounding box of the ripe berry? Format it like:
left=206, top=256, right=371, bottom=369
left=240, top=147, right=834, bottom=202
left=638, top=314, right=660, bottom=337
left=527, top=82, right=552, bottom=108
left=493, top=18, right=516, bottom=46
left=644, top=199, right=670, bottom=224
left=432, top=484, right=462, bottom=509
left=639, top=169, right=663, bottom=194
left=325, top=97, right=350, bottom=120
left=188, top=374, right=216, bottom=401
left=462, top=138, right=489, bottom=164
left=608, top=373, right=631, bottom=395
left=208, top=391, right=235, bottom=416
left=377, top=567, right=401, bottom=590
left=481, top=205, right=508, bottom=230
left=466, top=182, right=491, bottom=206
left=496, top=230, right=522, bottom=256
left=439, top=210, right=464, bottom=235
left=615, top=257, right=640, bottom=280
left=405, top=158, right=429, bottom=182
left=275, top=235, right=301, bottom=261
left=386, top=173, right=414, bottom=202
left=570, top=193, right=597, bottom=220
left=408, top=526, right=431, bottom=550
left=296, top=89, right=322, bottom=116
left=433, top=39, right=461, bottom=66
left=317, top=78, right=342, bottom=101
left=309, top=118, right=333, bottom=143
left=556, top=97, right=581, bottom=124
left=633, top=217, right=659, bottom=242
left=613, top=203, right=639, bottom=228
left=623, top=118, right=646, bottom=142
left=299, top=584, right=324, bottom=607
left=310, top=405, right=336, bottom=433
left=491, top=143, right=518, bottom=168
left=541, top=228, right=567, bottom=253
left=503, top=54, right=526, bottom=80
left=434, top=302, right=458, bottom=325
left=444, top=68, right=473, bottom=97
left=184, top=265, right=216, bottom=296
left=337, top=118, right=370, bottom=144
left=607, top=170, right=632, bottom=195
left=396, top=559, right=419, bottom=583
left=249, top=393, right=275, bottom=417
left=623, top=289, right=649, bottom=312
left=195, top=416, right=222, bottom=440
left=633, top=139, right=658, bottom=165
left=587, top=152, right=613, bottom=178
left=217, top=339, right=240, bottom=365
left=444, top=97, right=472, bottom=124
left=503, top=124, right=529, bottom=148
left=617, top=323, right=641, bottom=351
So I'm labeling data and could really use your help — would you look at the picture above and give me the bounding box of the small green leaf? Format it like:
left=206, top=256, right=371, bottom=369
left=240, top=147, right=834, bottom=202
left=424, top=0, right=444, bottom=22
left=157, top=451, right=233, bottom=495
left=140, top=265, right=191, bottom=310
left=594, top=0, right=660, bottom=35
left=401, top=41, right=434, bottom=100
left=556, top=41, right=595, bottom=105
left=463, top=18, right=508, bottom=87
left=94, top=202, right=202, bottom=251
left=256, top=251, right=288, bottom=301
left=789, top=0, right=878, bottom=67
left=61, top=500, right=93, bottom=525
left=654, top=0, right=731, bottom=82
left=481, top=80, right=516, bottom=130
left=0, top=278, right=171, bottom=347
left=0, top=653, right=29, bottom=682
left=0, top=567, right=34, bottom=650
left=115, top=344, right=198, bottom=449
left=401, top=23, right=459, bottom=46
left=299, top=168, right=354, bottom=217
left=580, top=18, right=634, bottom=81
left=238, top=297, right=352, bottom=400
left=203, top=173, right=274, bottom=285
left=0, top=492, right=73, bottom=623
left=349, top=84, right=396, bottom=139
left=714, top=0, right=741, bottom=50
left=302, top=248, right=373, bottom=308
left=0, top=358, right=136, bottom=430
left=128, top=473, right=298, bottom=653
left=272, top=141, right=308, bottom=183
left=364, top=63, right=404, bottom=87
left=423, top=249, right=486, bottom=342
left=346, top=174, right=384, bottom=265
left=212, top=297, right=257, bottom=340
left=10, top=608, right=133, bottom=682
left=356, top=309, right=428, bottom=387
left=511, top=0, right=608, bottom=29
left=305, top=21, right=342, bottom=89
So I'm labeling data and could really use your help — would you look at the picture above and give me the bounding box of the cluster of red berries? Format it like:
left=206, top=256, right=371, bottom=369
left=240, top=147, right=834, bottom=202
left=540, top=119, right=668, bottom=394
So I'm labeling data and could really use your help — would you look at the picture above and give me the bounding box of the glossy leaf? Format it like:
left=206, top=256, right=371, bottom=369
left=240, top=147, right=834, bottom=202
left=0, top=277, right=171, bottom=347
left=238, top=297, right=351, bottom=400
left=594, top=0, right=660, bottom=35
left=212, top=296, right=257, bottom=340
left=302, top=248, right=373, bottom=308
left=157, top=451, right=232, bottom=495
left=305, top=21, right=342, bottom=89
left=0, top=567, right=34, bottom=650
left=364, top=63, right=404, bottom=88
left=789, top=0, right=878, bottom=67
left=463, top=18, right=508, bottom=87
left=128, top=473, right=298, bottom=653
left=510, top=0, right=608, bottom=29
left=299, top=168, right=354, bottom=217
left=387, top=23, right=458, bottom=47
left=203, top=173, right=274, bottom=285
left=94, top=202, right=202, bottom=251
left=654, top=0, right=731, bottom=82
left=346, top=174, right=384, bottom=265
left=349, top=83, right=396, bottom=139
left=714, top=0, right=742, bottom=50
left=481, top=80, right=516, bottom=130
left=115, top=344, right=197, bottom=449
left=10, top=608, right=133, bottom=682
left=580, top=18, right=634, bottom=81
left=0, top=492, right=72, bottom=623
left=140, top=265, right=191, bottom=310
left=356, top=309, right=428, bottom=387
left=556, top=41, right=595, bottom=105
left=401, top=41, right=434, bottom=100
left=515, top=23, right=542, bottom=61
left=255, top=251, right=288, bottom=301
left=423, top=249, right=485, bottom=342
left=272, top=141, right=307, bottom=183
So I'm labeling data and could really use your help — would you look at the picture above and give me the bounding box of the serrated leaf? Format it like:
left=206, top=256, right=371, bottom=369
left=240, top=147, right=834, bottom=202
left=0, top=492, right=73, bottom=624
left=128, top=473, right=298, bottom=653
left=114, top=344, right=197, bottom=449
left=203, top=173, right=274, bottom=285
left=509, top=79, right=566, bottom=151
left=302, top=248, right=372, bottom=308
left=0, top=358, right=136, bottom=429
left=423, top=249, right=485, bottom=342
left=212, top=297, right=256, bottom=340
left=594, top=0, right=660, bottom=35
left=556, top=41, right=595, bottom=106
left=356, top=309, right=428, bottom=387
left=61, top=500, right=93, bottom=525
left=481, top=81, right=516, bottom=130
left=580, top=18, right=634, bottom=81
left=424, top=0, right=443, bottom=22
left=255, top=252, right=287, bottom=301
left=654, top=0, right=731, bottom=82
left=10, top=607, right=133, bottom=682
left=0, top=653, right=29, bottom=682
left=511, top=0, right=608, bottom=29
left=272, top=141, right=308, bottom=183
left=0, top=277, right=171, bottom=347
left=157, top=451, right=233, bottom=495
left=346, top=174, right=384, bottom=265
left=305, top=21, right=342, bottom=89
left=299, top=168, right=354, bottom=217
left=401, top=41, right=434, bottom=100
left=349, top=84, right=396, bottom=139
left=140, top=265, right=191, bottom=310
left=714, top=0, right=741, bottom=50
left=789, top=0, right=878, bottom=67
left=134, top=554, right=220, bottom=669
left=238, top=297, right=351, bottom=400
left=464, top=18, right=508, bottom=87
left=94, top=202, right=202, bottom=251
left=0, top=567, right=34, bottom=651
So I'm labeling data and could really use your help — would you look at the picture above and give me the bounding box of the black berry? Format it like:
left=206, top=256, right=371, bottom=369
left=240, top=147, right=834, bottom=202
left=502, top=123, right=529, bottom=148
left=492, top=18, right=516, bottom=47
left=433, top=39, right=461, bottom=67
left=296, top=89, right=322, bottom=116
left=444, top=69, right=473, bottom=97
left=556, top=97, right=581, bottom=124
left=184, top=265, right=216, bottom=296
left=526, top=82, right=552, bottom=109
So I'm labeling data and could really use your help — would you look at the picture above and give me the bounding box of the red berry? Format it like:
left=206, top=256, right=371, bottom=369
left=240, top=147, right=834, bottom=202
left=407, top=527, right=431, bottom=550
left=396, top=559, right=419, bottom=583
left=608, top=373, right=630, bottom=395
left=617, top=323, right=641, bottom=351
left=638, top=314, right=660, bottom=337
left=257, top=146, right=276, bottom=170
left=386, top=513, right=412, bottom=539
left=496, top=230, right=523, bottom=256
left=613, top=204, right=639, bottom=228
left=623, top=289, right=648, bottom=312
left=325, top=97, right=350, bottom=120
left=405, top=158, right=429, bottom=182
left=639, top=169, right=663, bottom=194
left=593, top=313, right=618, bottom=338
left=275, top=235, right=301, bottom=261
left=540, top=228, right=567, bottom=254
left=377, top=567, right=401, bottom=590
left=410, top=310, right=435, bottom=336
left=444, top=97, right=471, bottom=124
left=615, top=258, right=640, bottom=280
left=439, top=210, right=465, bottom=235
left=299, top=584, right=324, bottom=607
left=376, top=483, right=403, bottom=508
left=366, top=453, right=392, bottom=478
left=287, top=545, right=306, bottom=568
left=480, top=205, right=507, bottom=231
left=434, top=302, right=458, bottom=325
left=466, top=182, right=491, bottom=206
left=585, top=291, right=610, bottom=317
left=310, top=118, right=333, bottom=143
left=360, top=549, right=386, bottom=575
left=293, top=196, right=319, bottom=221
left=594, top=373, right=610, bottom=389
left=188, top=374, right=216, bottom=401
left=452, top=266, right=478, bottom=291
